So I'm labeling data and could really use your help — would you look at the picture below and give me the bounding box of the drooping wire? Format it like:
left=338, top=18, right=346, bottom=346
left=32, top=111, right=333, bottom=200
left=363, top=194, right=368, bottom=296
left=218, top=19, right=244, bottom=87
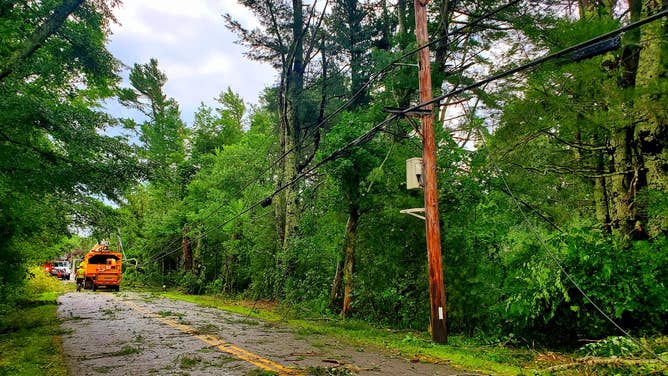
left=142, top=3, right=668, bottom=272
left=142, top=4, right=667, bottom=267
left=471, top=108, right=668, bottom=366
left=402, top=7, right=668, bottom=114
left=140, top=1, right=527, bottom=265
left=140, top=9, right=668, bottom=365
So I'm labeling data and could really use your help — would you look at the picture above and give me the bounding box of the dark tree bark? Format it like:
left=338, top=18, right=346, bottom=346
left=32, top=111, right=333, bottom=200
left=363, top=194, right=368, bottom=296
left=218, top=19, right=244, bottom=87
left=0, top=0, right=85, bottom=81
left=341, top=205, right=360, bottom=318
left=329, top=258, right=344, bottom=309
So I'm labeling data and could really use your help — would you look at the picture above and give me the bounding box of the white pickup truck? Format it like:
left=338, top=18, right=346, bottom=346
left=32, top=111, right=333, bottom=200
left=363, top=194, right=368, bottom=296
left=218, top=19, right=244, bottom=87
left=50, top=260, right=71, bottom=280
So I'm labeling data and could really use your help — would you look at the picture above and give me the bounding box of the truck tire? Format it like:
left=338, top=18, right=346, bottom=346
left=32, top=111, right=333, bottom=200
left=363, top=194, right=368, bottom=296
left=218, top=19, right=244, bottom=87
left=84, top=280, right=92, bottom=289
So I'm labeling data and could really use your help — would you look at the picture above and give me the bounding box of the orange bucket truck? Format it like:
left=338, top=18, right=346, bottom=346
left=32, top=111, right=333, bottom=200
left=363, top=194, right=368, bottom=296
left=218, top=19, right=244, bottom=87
left=82, top=242, right=122, bottom=291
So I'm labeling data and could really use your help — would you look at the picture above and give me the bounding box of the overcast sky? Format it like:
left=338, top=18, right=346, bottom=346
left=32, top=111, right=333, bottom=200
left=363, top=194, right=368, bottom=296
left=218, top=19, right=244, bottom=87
left=105, top=1, right=276, bottom=125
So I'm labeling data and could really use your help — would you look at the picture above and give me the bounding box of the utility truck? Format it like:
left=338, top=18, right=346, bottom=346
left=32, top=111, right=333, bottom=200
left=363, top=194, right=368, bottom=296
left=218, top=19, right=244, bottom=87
left=82, top=242, right=122, bottom=291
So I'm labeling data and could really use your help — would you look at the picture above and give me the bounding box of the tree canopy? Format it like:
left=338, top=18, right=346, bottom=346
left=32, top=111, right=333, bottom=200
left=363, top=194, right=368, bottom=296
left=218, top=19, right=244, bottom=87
left=2, top=0, right=666, bottom=349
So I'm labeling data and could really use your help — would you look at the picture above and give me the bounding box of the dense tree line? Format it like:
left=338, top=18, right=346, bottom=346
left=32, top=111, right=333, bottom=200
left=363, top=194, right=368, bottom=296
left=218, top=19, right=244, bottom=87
left=0, top=0, right=142, bottom=311
left=1, top=0, right=665, bottom=347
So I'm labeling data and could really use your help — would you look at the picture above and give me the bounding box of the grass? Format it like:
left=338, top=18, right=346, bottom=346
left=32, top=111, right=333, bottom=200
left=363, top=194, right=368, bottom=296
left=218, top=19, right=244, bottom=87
left=178, top=354, right=202, bottom=369
left=288, top=320, right=530, bottom=375
left=162, top=292, right=282, bottom=321
left=0, top=268, right=71, bottom=376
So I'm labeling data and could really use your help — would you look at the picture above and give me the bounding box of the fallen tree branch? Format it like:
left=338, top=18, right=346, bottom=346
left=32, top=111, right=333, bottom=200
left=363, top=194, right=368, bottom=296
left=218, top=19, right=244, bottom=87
left=546, top=356, right=666, bottom=372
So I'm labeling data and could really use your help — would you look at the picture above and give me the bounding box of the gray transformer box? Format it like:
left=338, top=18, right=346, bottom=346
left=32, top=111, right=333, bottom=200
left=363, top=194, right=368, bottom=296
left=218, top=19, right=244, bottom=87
left=406, top=157, right=423, bottom=190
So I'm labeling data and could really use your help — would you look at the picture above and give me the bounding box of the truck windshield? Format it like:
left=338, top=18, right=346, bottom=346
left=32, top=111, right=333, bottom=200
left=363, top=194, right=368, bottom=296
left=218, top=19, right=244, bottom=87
left=88, top=255, right=120, bottom=264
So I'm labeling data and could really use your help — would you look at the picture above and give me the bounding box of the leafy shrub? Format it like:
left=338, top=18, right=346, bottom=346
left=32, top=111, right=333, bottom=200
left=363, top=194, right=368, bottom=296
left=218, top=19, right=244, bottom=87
left=205, top=278, right=223, bottom=294
left=24, top=266, right=68, bottom=297
left=177, top=271, right=205, bottom=294
left=500, top=225, right=668, bottom=344
left=578, top=336, right=641, bottom=357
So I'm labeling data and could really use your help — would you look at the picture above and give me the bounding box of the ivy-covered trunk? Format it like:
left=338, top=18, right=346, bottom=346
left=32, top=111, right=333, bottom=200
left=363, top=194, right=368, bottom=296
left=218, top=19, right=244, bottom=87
left=341, top=204, right=360, bottom=318
left=274, top=0, right=305, bottom=295
left=633, top=0, right=668, bottom=236
left=607, top=0, right=667, bottom=239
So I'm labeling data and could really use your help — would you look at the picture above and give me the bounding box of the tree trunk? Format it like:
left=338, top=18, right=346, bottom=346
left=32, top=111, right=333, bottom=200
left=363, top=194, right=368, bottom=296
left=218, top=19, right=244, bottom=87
left=594, top=161, right=612, bottom=231
left=290, top=0, right=305, bottom=161
left=582, top=0, right=645, bottom=239
left=610, top=125, right=638, bottom=237
left=0, top=0, right=85, bottom=81
left=397, top=0, right=408, bottom=35
left=435, top=0, right=451, bottom=77
left=182, top=225, right=192, bottom=272
left=273, top=0, right=305, bottom=296
left=341, top=205, right=360, bottom=319
left=632, top=0, right=668, bottom=236
left=345, top=0, right=367, bottom=109
left=329, top=258, right=344, bottom=310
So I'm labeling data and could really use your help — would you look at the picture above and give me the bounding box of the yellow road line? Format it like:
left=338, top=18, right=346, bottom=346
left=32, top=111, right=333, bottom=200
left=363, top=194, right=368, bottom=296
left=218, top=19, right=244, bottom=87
left=109, top=294, right=300, bottom=375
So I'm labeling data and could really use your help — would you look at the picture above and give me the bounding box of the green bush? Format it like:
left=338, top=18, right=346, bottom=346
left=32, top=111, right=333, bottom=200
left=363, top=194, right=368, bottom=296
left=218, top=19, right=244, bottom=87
left=578, top=336, right=641, bottom=357
left=500, top=225, right=668, bottom=343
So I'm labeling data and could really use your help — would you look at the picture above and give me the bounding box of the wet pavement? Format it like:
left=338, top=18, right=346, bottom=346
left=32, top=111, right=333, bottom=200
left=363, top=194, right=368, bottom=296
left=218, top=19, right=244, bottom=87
left=58, top=291, right=473, bottom=375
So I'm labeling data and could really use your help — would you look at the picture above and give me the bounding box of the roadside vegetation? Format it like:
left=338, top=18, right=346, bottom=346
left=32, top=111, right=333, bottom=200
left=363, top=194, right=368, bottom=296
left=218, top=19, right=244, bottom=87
left=1, top=1, right=666, bottom=375
left=0, top=267, right=71, bottom=376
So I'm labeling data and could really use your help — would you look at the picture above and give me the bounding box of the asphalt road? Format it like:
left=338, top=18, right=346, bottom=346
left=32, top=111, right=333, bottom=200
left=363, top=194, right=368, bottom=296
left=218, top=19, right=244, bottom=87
left=58, top=291, right=472, bottom=375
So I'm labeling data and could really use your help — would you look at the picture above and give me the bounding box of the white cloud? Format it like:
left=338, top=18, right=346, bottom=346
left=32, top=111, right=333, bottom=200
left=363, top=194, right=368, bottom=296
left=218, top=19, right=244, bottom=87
left=141, top=0, right=220, bottom=22
left=107, top=1, right=275, bottom=124
left=222, top=1, right=261, bottom=29
left=200, top=53, right=234, bottom=75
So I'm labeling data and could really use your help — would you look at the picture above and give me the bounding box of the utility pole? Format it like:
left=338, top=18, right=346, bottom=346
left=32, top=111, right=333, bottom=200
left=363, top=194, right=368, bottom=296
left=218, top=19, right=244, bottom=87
left=414, top=0, right=447, bottom=344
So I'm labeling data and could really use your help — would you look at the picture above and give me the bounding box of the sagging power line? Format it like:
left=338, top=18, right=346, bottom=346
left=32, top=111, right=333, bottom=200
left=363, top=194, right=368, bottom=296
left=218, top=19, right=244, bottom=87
left=142, top=0, right=527, bottom=266
left=143, top=6, right=667, bottom=268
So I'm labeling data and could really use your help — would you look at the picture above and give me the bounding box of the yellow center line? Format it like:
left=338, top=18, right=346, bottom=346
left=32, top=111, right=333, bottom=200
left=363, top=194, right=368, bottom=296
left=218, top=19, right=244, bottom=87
left=107, top=293, right=301, bottom=375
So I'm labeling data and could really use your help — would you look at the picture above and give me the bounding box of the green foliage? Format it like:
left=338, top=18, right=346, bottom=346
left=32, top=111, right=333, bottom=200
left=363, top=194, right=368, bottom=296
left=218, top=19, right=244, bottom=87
left=101, top=1, right=668, bottom=357
left=496, top=225, right=668, bottom=343
left=0, top=0, right=141, bottom=307
left=578, top=336, right=641, bottom=357
left=176, top=271, right=206, bottom=295
left=0, top=266, right=69, bottom=376
left=0, top=303, right=66, bottom=376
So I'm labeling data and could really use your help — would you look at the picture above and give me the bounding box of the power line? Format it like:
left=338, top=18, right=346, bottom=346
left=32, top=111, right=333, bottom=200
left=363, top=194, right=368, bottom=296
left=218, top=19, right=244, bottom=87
left=472, top=117, right=668, bottom=367
left=138, top=7, right=668, bottom=364
left=265, top=0, right=526, bottom=173
left=142, top=201, right=265, bottom=267
left=402, top=7, right=668, bottom=114
left=141, top=1, right=527, bottom=265
left=419, top=0, right=523, bottom=57
left=140, top=113, right=399, bottom=267
left=142, top=4, right=667, bottom=272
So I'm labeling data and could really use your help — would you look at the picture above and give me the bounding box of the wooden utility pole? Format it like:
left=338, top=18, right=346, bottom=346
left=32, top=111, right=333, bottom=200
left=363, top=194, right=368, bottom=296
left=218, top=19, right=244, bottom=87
left=414, top=0, right=447, bottom=344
